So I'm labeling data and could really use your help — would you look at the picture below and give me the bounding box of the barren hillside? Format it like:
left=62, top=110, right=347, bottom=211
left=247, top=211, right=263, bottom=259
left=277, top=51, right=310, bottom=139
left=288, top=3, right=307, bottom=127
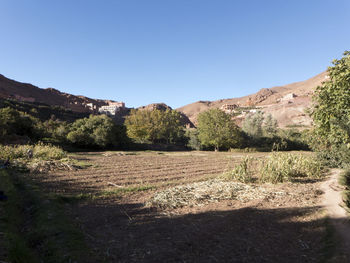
left=177, top=71, right=328, bottom=127
left=0, top=74, right=112, bottom=113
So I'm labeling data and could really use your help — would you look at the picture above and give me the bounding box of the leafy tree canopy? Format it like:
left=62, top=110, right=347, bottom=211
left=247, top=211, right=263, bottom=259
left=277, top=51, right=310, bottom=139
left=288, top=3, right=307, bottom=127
left=0, top=107, right=41, bottom=141
left=197, top=109, right=242, bottom=151
left=125, top=109, right=186, bottom=144
left=311, top=51, right=350, bottom=166
left=242, top=111, right=278, bottom=138
left=67, top=114, right=125, bottom=148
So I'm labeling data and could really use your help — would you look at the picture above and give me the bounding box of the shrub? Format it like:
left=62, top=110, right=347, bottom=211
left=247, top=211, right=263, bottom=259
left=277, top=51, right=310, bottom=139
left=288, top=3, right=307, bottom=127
left=0, top=145, right=32, bottom=160
left=342, top=191, right=350, bottom=210
left=339, top=169, right=350, bottom=211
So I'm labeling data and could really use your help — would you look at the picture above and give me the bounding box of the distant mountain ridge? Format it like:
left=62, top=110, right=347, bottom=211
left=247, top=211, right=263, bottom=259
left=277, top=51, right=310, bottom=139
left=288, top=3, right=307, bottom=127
left=177, top=71, right=328, bottom=128
left=0, top=74, right=113, bottom=113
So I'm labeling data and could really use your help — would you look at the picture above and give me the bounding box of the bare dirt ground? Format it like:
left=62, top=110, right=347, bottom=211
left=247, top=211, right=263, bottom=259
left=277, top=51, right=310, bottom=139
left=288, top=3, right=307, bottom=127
left=321, top=169, right=350, bottom=262
left=31, top=151, right=346, bottom=262
left=37, top=151, right=266, bottom=194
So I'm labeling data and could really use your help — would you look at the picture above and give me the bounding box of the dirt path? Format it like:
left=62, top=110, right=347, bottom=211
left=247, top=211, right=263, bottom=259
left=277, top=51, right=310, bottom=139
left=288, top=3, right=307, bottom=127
left=321, top=169, right=350, bottom=257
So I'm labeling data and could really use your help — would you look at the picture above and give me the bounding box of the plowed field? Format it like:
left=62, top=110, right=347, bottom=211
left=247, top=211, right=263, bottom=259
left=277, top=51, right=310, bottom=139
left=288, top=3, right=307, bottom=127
left=29, top=151, right=341, bottom=262
left=37, top=151, right=265, bottom=194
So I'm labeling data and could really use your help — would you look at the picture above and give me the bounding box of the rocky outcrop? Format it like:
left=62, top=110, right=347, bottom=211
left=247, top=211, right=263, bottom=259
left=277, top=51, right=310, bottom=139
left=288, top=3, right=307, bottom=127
left=138, top=103, right=172, bottom=111
left=245, top=88, right=274, bottom=106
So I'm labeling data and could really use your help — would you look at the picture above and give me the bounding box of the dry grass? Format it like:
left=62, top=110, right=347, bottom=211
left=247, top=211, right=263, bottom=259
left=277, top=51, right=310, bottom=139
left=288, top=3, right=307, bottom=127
left=0, top=143, right=67, bottom=161
left=146, top=179, right=270, bottom=208
left=222, top=152, right=323, bottom=184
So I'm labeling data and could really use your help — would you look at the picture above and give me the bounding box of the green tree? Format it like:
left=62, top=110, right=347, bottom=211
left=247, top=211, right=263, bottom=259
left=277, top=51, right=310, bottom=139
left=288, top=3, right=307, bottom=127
left=125, top=109, right=185, bottom=144
left=264, top=114, right=278, bottom=136
left=124, top=109, right=152, bottom=143
left=67, top=114, right=125, bottom=148
left=242, top=111, right=265, bottom=137
left=185, top=128, right=201, bottom=150
left=0, top=107, right=42, bottom=141
left=197, top=109, right=242, bottom=151
left=311, top=51, right=350, bottom=166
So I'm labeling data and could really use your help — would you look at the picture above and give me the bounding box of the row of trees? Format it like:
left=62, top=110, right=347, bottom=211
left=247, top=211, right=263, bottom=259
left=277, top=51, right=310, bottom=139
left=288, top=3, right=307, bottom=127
left=193, top=109, right=306, bottom=151
left=0, top=107, right=188, bottom=149
left=124, top=107, right=292, bottom=152
left=0, top=108, right=128, bottom=149
left=1, top=102, right=306, bottom=151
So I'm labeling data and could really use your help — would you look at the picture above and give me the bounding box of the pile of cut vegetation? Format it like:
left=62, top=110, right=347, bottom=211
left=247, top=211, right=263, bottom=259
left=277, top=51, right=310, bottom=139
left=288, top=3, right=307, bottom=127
left=147, top=179, right=268, bottom=208
left=28, top=159, right=76, bottom=173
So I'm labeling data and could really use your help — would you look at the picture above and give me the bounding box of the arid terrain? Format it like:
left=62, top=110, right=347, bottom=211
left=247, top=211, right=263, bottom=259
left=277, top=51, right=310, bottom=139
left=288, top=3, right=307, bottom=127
left=26, top=151, right=347, bottom=262
left=178, top=71, right=328, bottom=127
left=0, top=74, right=113, bottom=113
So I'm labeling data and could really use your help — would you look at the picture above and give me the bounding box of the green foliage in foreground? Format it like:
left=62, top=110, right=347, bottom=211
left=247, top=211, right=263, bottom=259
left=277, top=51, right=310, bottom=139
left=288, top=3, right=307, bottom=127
left=339, top=169, right=350, bottom=211
left=0, top=170, right=91, bottom=263
left=311, top=51, right=350, bottom=167
left=197, top=109, right=242, bottom=151
left=125, top=109, right=186, bottom=144
left=223, top=152, right=323, bottom=184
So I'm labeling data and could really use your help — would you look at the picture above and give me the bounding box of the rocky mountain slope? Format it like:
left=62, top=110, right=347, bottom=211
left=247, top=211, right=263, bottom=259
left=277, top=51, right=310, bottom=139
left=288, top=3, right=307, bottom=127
left=177, top=71, right=328, bottom=128
left=0, top=74, right=112, bottom=113
left=0, top=74, right=194, bottom=126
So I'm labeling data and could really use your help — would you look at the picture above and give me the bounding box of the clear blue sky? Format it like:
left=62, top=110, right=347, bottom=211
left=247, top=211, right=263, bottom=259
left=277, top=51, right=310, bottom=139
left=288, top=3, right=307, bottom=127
left=1, top=0, right=349, bottom=108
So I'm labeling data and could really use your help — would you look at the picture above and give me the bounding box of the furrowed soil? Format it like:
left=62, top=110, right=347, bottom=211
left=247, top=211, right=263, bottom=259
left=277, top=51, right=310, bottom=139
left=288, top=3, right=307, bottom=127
left=27, top=151, right=345, bottom=262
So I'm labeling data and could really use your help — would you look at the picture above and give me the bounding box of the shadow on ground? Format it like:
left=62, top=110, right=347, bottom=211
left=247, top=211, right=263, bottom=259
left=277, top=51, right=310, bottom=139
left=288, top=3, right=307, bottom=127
left=27, top=164, right=345, bottom=263
left=72, top=202, right=336, bottom=263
